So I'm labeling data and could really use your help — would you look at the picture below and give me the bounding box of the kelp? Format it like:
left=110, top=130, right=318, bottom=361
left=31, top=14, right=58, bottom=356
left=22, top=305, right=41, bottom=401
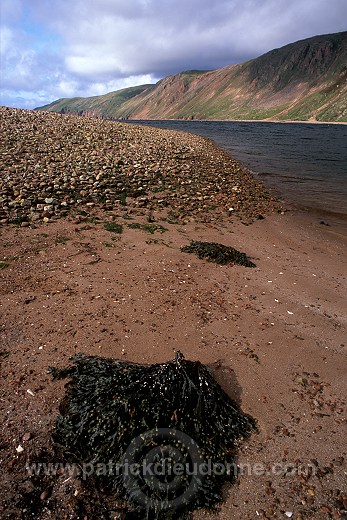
left=50, top=352, right=256, bottom=519
left=180, top=240, right=256, bottom=267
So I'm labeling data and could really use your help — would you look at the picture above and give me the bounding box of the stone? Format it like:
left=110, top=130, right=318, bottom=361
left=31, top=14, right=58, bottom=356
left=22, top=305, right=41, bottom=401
left=40, top=490, right=50, bottom=501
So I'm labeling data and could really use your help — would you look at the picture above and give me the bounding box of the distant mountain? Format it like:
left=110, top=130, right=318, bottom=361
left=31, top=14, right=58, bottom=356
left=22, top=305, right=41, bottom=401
left=37, top=32, right=347, bottom=122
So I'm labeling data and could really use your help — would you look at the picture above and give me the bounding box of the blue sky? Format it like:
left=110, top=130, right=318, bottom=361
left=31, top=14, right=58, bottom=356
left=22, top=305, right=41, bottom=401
left=1, top=0, right=346, bottom=109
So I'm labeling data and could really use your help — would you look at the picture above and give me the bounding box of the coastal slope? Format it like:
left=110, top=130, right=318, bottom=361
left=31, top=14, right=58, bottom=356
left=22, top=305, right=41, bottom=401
left=37, top=31, right=347, bottom=122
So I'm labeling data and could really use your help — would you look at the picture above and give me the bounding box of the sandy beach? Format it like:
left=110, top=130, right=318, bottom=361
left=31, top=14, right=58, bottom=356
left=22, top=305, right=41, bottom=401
left=0, top=108, right=346, bottom=519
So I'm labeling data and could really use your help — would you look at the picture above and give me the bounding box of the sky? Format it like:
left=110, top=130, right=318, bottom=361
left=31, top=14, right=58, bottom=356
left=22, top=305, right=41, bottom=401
left=1, top=0, right=346, bottom=109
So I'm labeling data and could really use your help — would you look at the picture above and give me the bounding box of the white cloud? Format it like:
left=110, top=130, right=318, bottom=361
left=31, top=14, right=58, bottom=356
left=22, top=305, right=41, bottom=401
left=83, top=75, right=158, bottom=96
left=65, top=55, right=123, bottom=77
left=0, top=26, right=13, bottom=55
left=0, top=25, right=39, bottom=90
left=56, top=79, right=79, bottom=98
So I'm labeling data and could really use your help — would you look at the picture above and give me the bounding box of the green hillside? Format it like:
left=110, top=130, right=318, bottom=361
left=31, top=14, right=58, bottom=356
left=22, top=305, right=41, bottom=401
left=36, top=84, right=155, bottom=118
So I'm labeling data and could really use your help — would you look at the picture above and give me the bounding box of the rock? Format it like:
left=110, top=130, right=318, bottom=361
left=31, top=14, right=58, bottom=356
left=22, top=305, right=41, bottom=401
left=40, top=490, right=50, bottom=501
left=23, top=296, right=36, bottom=304
left=20, top=199, right=32, bottom=207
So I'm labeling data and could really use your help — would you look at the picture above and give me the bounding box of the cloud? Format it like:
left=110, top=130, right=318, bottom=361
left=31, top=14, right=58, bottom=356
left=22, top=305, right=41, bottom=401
left=43, top=0, right=347, bottom=77
left=1, top=0, right=346, bottom=108
left=0, top=25, right=38, bottom=90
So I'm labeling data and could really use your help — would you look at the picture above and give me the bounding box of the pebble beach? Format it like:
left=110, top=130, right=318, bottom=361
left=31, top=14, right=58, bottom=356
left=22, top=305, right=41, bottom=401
left=0, top=107, right=281, bottom=225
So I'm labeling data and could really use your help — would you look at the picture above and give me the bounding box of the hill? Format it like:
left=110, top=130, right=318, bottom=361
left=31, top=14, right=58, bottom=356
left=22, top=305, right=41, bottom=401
left=36, top=31, right=347, bottom=122
left=37, top=84, right=154, bottom=118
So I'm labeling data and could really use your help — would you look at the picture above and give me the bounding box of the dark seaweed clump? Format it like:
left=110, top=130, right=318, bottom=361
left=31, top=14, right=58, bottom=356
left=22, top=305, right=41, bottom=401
left=50, top=352, right=256, bottom=519
left=180, top=240, right=256, bottom=267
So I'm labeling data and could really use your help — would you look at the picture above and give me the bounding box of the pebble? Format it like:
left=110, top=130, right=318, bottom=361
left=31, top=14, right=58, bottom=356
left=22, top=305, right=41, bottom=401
left=40, top=490, right=50, bottom=501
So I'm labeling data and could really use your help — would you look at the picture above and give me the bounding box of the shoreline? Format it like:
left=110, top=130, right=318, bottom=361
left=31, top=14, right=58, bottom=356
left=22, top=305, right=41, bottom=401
left=128, top=117, right=347, bottom=125
left=126, top=118, right=347, bottom=229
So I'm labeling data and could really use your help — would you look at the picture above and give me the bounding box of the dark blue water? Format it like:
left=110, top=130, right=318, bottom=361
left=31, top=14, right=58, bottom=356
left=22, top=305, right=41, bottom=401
left=128, top=120, right=347, bottom=221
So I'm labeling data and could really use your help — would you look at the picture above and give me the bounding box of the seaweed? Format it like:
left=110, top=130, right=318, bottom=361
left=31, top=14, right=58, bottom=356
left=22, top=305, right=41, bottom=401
left=180, top=240, right=256, bottom=267
left=50, top=352, right=256, bottom=519
left=103, top=221, right=123, bottom=233
left=127, top=222, right=168, bottom=234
